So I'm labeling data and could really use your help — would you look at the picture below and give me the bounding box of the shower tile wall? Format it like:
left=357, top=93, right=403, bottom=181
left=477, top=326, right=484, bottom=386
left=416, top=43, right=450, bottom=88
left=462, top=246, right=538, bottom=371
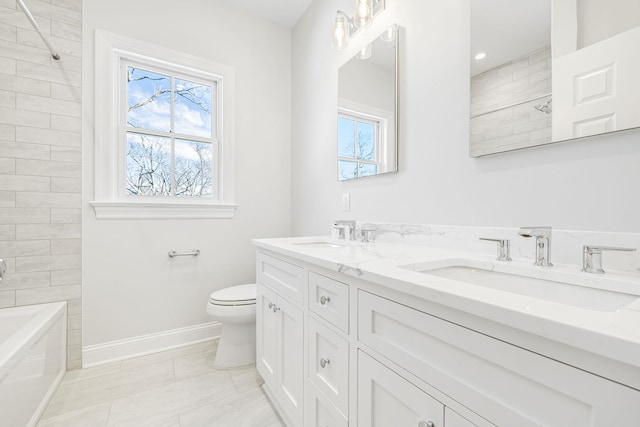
left=0, top=0, right=82, bottom=369
left=470, top=46, right=552, bottom=157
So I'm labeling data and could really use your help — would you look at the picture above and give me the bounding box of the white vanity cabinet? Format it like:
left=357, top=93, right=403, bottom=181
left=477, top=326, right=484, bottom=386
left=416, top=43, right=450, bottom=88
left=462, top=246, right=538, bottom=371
left=255, top=247, right=640, bottom=427
left=256, top=254, right=305, bottom=426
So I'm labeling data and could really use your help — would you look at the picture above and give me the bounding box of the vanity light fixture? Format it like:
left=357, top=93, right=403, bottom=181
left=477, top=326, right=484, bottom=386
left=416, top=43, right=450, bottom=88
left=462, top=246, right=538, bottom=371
left=332, top=0, right=386, bottom=50
left=356, top=43, right=372, bottom=60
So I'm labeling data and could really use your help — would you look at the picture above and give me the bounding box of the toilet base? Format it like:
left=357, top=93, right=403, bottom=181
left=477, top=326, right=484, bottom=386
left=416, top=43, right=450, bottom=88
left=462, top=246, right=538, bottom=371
left=214, top=322, right=256, bottom=368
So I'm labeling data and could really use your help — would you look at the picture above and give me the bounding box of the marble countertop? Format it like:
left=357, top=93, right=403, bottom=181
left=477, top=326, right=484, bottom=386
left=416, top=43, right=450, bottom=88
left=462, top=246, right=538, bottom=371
left=253, top=235, right=640, bottom=371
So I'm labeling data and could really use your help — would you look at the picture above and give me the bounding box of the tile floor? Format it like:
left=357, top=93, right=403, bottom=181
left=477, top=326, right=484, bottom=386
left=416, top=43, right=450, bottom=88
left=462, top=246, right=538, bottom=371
left=36, top=340, right=282, bottom=427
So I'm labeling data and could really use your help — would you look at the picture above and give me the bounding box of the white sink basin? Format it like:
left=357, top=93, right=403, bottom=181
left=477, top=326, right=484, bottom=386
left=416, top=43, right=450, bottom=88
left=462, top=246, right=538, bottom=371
left=401, top=259, right=639, bottom=312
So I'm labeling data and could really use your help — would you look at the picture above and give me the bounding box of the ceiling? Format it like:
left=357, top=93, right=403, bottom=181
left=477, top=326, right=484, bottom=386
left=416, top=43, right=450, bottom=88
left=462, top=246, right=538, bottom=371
left=218, top=0, right=314, bottom=28
left=471, top=0, right=550, bottom=76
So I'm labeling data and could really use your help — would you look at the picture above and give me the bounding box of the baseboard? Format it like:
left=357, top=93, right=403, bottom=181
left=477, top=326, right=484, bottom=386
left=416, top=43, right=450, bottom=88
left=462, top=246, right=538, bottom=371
left=82, top=321, right=222, bottom=368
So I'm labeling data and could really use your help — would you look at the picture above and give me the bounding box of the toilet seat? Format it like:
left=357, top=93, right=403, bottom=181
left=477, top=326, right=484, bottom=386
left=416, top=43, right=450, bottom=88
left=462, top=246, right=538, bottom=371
left=209, top=283, right=256, bottom=306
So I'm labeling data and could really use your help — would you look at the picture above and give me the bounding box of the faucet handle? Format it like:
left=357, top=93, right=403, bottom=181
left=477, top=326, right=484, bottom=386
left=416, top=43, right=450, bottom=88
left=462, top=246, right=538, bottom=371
left=479, top=238, right=512, bottom=261
left=582, top=245, right=636, bottom=274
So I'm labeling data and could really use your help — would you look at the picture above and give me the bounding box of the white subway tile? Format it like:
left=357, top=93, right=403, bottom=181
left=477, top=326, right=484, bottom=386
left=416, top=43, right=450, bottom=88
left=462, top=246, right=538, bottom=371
left=15, top=254, right=81, bottom=272
left=16, top=126, right=80, bottom=147
left=17, top=28, right=82, bottom=58
left=67, top=297, right=81, bottom=314
left=0, top=224, right=15, bottom=239
left=0, top=207, right=49, bottom=223
left=50, top=268, right=80, bottom=285
left=0, top=173, right=49, bottom=191
left=0, top=157, right=14, bottom=173
left=16, top=93, right=80, bottom=117
left=0, top=89, right=15, bottom=107
left=51, top=238, right=80, bottom=254
left=0, top=6, right=51, bottom=33
left=51, top=52, right=81, bottom=72
left=0, top=123, right=15, bottom=140
left=16, top=191, right=79, bottom=207
left=51, top=21, right=80, bottom=42
left=15, top=283, right=80, bottom=304
left=67, top=358, right=81, bottom=370
left=0, top=106, right=50, bottom=128
left=0, top=38, right=50, bottom=65
left=0, top=240, right=49, bottom=256
left=0, top=271, right=50, bottom=290
left=0, top=290, right=15, bottom=308
left=67, top=329, right=81, bottom=345
left=17, top=223, right=80, bottom=240
left=0, top=75, right=51, bottom=96
left=50, top=207, right=80, bottom=223
left=0, top=191, right=14, bottom=207
left=51, top=176, right=80, bottom=192
left=0, top=57, right=16, bottom=74
left=16, top=158, right=80, bottom=178
left=0, top=22, right=16, bottom=42
left=0, top=141, right=50, bottom=160
left=16, top=61, right=81, bottom=87
left=50, top=114, right=79, bottom=132
left=68, top=313, right=81, bottom=330
left=27, top=0, right=81, bottom=27
left=50, top=82, right=81, bottom=102
left=51, top=0, right=82, bottom=13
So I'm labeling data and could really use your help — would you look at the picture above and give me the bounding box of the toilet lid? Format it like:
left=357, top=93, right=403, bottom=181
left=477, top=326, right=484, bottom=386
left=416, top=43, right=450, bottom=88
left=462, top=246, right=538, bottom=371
left=209, top=283, right=256, bottom=306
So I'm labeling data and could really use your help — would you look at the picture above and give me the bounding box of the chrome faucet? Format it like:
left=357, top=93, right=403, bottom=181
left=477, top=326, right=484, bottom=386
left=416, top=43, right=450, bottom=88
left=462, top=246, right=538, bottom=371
left=582, top=245, right=636, bottom=274
left=333, top=220, right=356, bottom=240
left=518, top=226, right=553, bottom=267
left=479, top=238, right=512, bottom=261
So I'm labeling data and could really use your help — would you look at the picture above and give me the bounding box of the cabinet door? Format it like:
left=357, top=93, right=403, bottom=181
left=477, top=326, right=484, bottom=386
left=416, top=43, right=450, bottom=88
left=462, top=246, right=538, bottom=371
left=276, top=296, right=304, bottom=426
left=305, top=380, right=349, bottom=427
left=358, top=350, right=444, bottom=427
left=256, top=283, right=278, bottom=385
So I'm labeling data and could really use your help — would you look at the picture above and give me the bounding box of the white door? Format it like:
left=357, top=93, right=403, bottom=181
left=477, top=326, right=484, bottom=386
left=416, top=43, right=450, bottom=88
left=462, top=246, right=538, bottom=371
left=256, top=283, right=278, bottom=385
left=276, top=296, right=304, bottom=426
left=358, top=350, right=444, bottom=427
left=553, top=26, right=640, bottom=140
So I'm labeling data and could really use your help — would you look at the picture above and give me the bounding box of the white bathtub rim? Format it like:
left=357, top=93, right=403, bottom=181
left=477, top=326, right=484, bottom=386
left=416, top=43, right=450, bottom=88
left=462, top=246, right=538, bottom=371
left=0, top=302, right=67, bottom=383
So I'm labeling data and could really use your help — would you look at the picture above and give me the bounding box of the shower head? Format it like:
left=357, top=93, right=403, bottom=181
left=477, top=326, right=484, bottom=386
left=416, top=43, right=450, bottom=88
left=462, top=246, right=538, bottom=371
left=535, top=97, right=552, bottom=114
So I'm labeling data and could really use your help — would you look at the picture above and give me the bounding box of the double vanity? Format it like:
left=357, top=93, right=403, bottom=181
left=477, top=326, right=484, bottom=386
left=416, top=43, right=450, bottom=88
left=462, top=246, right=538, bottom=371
left=253, top=225, right=640, bottom=426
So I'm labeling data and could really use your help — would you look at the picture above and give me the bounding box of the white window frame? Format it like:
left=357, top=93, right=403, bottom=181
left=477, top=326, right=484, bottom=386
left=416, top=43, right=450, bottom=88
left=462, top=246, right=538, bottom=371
left=338, top=99, right=393, bottom=180
left=92, top=29, right=236, bottom=219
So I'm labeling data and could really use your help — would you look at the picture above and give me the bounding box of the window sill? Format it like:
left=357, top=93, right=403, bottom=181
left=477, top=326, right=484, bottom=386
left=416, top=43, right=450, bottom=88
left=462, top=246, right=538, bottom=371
left=91, top=200, right=237, bottom=220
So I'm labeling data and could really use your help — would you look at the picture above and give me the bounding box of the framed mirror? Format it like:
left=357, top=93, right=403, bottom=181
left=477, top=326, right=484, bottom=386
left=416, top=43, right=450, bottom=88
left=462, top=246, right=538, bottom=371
left=337, top=24, right=398, bottom=181
left=469, top=0, right=640, bottom=157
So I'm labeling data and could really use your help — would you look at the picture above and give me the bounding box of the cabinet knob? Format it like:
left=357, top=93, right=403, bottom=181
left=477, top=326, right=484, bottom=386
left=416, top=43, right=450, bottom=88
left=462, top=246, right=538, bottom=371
left=268, top=302, right=274, bottom=309
left=418, top=422, right=435, bottom=427
left=272, top=305, right=280, bottom=313
left=320, top=295, right=330, bottom=305
left=319, top=358, right=330, bottom=368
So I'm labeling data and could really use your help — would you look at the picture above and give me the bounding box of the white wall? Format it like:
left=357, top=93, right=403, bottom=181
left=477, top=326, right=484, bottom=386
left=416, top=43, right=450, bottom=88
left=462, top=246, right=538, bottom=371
left=83, top=0, right=291, bottom=347
left=291, top=0, right=640, bottom=236
left=339, top=58, right=395, bottom=112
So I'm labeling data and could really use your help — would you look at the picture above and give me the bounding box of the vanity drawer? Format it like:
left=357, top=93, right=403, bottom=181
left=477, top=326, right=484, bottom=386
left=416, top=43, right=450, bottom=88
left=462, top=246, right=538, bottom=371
left=308, top=315, right=349, bottom=415
left=358, top=290, right=640, bottom=426
left=309, top=272, right=349, bottom=333
left=305, top=380, right=348, bottom=427
left=257, top=252, right=305, bottom=305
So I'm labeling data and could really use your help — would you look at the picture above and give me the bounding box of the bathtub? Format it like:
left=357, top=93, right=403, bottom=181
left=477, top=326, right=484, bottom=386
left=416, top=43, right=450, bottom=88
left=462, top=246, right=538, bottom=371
left=0, top=302, right=67, bottom=427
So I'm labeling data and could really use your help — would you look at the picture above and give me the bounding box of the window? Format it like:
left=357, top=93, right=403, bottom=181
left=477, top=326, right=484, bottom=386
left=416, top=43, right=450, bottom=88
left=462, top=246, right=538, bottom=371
left=337, top=110, right=381, bottom=181
left=124, top=65, right=217, bottom=198
left=93, top=30, right=235, bottom=219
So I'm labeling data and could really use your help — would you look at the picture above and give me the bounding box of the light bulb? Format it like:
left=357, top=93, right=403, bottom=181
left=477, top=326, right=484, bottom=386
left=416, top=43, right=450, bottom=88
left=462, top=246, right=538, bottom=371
left=332, top=12, right=349, bottom=50
left=380, top=25, right=395, bottom=42
left=354, top=0, right=372, bottom=29
left=356, top=43, right=372, bottom=60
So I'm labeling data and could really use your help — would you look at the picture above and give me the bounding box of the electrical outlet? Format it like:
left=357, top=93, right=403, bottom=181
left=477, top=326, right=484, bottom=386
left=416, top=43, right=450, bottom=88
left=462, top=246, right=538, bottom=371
left=342, top=193, right=350, bottom=211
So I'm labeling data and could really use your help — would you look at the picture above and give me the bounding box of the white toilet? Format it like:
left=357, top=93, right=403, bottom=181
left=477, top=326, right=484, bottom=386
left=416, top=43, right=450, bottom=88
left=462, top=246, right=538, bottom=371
left=206, top=283, right=257, bottom=368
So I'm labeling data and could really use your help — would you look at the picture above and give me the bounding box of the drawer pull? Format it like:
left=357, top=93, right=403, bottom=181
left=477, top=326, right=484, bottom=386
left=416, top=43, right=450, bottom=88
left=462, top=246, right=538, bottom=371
left=320, top=295, right=331, bottom=305
left=418, top=421, right=435, bottom=427
left=319, top=358, right=330, bottom=368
